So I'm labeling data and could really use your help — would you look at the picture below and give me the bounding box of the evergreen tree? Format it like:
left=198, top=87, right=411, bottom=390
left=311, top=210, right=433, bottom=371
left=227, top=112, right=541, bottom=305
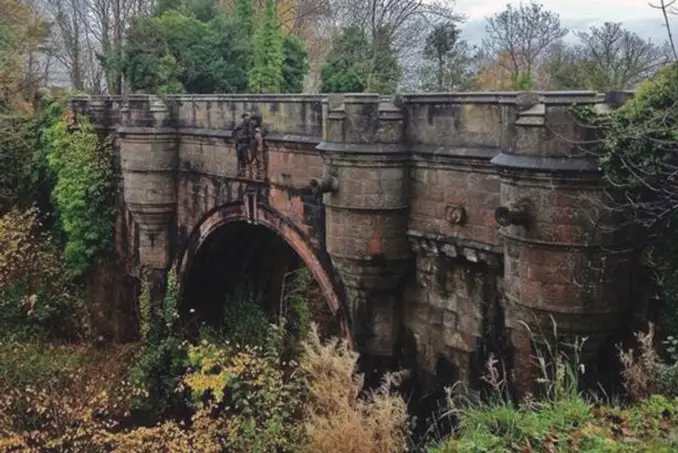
left=321, top=26, right=370, bottom=93
left=282, top=34, right=309, bottom=93
left=249, top=0, right=284, bottom=93
left=419, top=22, right=479, bottom=92
left=321, top=26, right=399, bottom=94
left=366, top=27, right=400, bottom=94
left=236, top=0, right=255, bottom=40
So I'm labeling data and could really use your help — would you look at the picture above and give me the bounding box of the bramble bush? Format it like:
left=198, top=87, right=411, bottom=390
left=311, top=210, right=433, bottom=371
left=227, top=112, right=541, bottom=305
left=0, top=207, right=84, bottom=341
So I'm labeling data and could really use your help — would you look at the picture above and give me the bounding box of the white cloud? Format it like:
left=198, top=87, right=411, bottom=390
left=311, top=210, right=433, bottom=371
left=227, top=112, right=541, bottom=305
left=456, top=0, right=660, bottom=22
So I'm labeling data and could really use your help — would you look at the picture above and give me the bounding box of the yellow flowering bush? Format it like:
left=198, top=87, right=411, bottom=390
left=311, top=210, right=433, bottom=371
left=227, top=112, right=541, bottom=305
left=180, top=325, right=307, bottom=452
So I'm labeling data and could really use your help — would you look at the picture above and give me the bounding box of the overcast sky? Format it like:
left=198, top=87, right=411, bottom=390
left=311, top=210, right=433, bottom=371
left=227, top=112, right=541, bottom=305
left=453, top=0, right=675, bottom=44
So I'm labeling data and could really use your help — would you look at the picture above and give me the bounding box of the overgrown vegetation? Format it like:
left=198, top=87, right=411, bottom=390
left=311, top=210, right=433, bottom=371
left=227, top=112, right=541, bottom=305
left=0, top=268, right=410, bottom=452
left=571, top=62, right=678, bottom=339
left=44, top=109, right=116, bottom=278
left=427, top=322, right=678, bottom=453
left=0, top=95, right=112, bottom=343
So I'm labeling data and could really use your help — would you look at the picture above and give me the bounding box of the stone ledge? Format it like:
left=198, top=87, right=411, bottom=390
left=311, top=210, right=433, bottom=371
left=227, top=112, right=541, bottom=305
left=317, top=141, right=410, bottom=155
left=177, top=128, right=321, bottom=145
left=491, top=152, right=599, bottom=173
left=407, top=230, right=502, bottom=266
left=412, top=145, right=500, bottom=159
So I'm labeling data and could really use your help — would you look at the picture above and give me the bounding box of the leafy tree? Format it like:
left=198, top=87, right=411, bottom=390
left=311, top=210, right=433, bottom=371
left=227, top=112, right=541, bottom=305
left=483, top=1, right=568, bottom=84
left=321, top=26, right=370, bottom=93
left=540, top=41, right=588, bottom=90
left=122, top=11, right=250, bottom=94
left=366, top=27, right=400, bottom=94
left=420, top=22, right=479, bottom=92
left=249, top=0, right=285, bottom=93
left=181, top=0, right=220, bottom=22
left=476, top=51, right=522, bottom=90
left=122, top=1, right=305, bottom=95
left=0, top=116, right=35, bottom=213
left=153, top=0, right=182, bottom=17
left=321, top=25, right=400, bottom=94
left=0, top=0, right=49, bottom=108
left=574, top=63, right=678, bottom=335
left=235, top=0, right=255, bottom=40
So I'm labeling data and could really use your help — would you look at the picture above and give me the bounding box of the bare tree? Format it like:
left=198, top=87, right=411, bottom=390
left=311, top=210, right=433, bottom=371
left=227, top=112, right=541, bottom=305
left=85, top=0, right=151, bottom=94
left=575, top=22, right=668, bottom=91
left=41, top=0, right=151, bottom=93
left=483, top=1, right=568, bottom=82
left=46, top=0, right=89, bottom=90
left=650, top=0, right=677, bottom=61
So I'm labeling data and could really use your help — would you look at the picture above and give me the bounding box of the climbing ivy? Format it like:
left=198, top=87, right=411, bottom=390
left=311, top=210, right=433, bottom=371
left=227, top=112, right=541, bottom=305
left=572, top=62, right=678, bottom=336
left=44, top=106, right=116, bottom=278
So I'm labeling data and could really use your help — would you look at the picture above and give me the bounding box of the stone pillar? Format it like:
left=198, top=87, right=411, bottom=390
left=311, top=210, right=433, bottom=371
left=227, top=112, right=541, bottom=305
left=118, top=95, right=178, bottom=301
left=492, top=93, right=633, bottom=397
left=318, top=94, right=410, bottom=376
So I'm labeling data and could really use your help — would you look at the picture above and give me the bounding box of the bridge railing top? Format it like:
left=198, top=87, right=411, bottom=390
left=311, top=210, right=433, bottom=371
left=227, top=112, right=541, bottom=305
left=69, top=90, right=635, bottom=105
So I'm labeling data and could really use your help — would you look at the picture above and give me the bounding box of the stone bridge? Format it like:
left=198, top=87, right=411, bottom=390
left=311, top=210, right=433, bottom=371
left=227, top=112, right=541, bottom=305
left=71, top=91, right=636, bottom=394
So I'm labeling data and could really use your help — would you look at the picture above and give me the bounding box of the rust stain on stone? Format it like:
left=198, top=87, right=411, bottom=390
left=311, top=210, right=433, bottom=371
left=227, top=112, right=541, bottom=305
left=368, top=230, right=382, bottom=254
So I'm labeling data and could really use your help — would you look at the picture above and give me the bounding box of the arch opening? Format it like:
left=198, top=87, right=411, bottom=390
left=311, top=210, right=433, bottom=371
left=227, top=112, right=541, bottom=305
left=180, top=219, right=342, bottom=343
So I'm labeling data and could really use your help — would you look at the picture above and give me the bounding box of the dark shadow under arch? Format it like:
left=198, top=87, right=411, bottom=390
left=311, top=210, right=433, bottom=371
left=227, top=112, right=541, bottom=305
left=177, top=202, right=349, bottom=342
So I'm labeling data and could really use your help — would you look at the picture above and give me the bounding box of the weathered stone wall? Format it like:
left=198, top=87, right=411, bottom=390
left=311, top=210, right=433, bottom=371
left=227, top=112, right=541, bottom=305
left=70, top=91, right=635, bottom=394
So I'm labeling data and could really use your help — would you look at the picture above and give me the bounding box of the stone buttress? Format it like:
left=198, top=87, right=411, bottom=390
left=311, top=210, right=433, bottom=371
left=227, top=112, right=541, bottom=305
left=118, top=95, right=178, bottom=299
left=318, top=94, right=411, bottom=373
left=492, top=92, right=634, bottom=395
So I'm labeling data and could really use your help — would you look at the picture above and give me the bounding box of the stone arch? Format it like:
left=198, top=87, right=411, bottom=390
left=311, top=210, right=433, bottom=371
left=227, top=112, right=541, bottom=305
left=177, top=201, right=350, bottom=340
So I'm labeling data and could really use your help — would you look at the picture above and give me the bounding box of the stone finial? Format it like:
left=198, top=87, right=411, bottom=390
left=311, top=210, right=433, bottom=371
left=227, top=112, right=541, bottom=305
left=149, top=95, right=169, bottom=127
left=516, top=92, right=542, bottom=112
left=515, top=93, right=546, bottom=127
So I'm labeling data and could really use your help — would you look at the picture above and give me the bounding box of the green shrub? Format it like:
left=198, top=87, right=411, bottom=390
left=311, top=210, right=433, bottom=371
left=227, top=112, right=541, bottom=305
left=571, top=63, right=678, bottom=339
left=221, top=290, right=271, bottom=348
left=129, top=268, right=188, bottom=419
left=182, top=325, right=306, bottom=452
left=129, top=335, right=188, bottom=418
left=284, top=267, right=313, bottom=341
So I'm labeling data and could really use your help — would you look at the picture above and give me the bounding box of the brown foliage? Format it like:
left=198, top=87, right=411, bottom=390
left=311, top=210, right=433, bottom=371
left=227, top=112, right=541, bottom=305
left=300, top=326, right=409, bottom=453
left=620, top=324, right=662, bottom=400
left=0, top=208, right=60, bottom=293
left=0, top=0, right=49, bottom=109
left=0, top=323, right=410, bottom=453
left=0, top=343, right=139, bottom=452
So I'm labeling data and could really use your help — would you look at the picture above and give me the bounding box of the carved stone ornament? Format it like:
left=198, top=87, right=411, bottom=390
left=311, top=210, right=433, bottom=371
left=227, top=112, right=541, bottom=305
left=445, top=204, right=467, bottom=225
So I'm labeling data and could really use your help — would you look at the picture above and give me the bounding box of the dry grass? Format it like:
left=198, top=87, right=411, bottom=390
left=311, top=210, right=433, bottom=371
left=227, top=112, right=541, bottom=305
left=619, top=323, right=661, bottom=400
left=300, top=325, right=409, bottom=453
